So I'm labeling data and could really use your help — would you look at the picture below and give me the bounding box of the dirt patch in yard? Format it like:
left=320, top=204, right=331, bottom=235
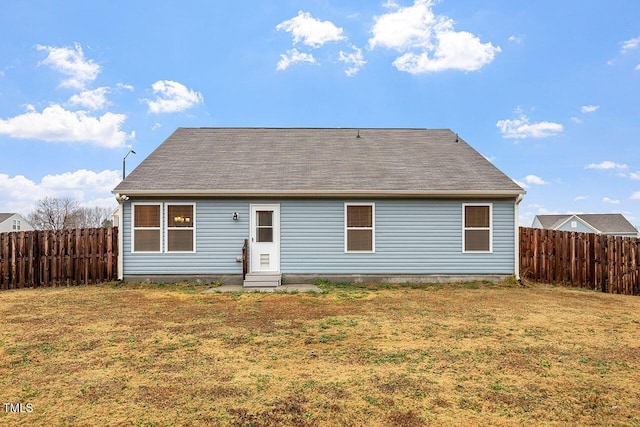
left=0, top=281, right=639, bottom=426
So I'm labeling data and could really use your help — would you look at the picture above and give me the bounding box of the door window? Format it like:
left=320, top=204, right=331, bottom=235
left=256, top=211, right=273, bottom=243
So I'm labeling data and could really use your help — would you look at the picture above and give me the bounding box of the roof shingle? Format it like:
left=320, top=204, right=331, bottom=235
left=534, top=214, right=638, bottom=235
left=114, top=128, right=524, bottom=197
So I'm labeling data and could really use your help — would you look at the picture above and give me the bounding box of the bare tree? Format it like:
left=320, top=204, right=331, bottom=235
left=74, top=206, right=113, bottom=228
left=28, top=196, right=79, bottom=230
left=28, top=197, right=114, bottom=230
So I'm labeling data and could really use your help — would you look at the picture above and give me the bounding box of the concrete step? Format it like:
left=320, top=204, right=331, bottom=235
left=243, top=273, right=282, bottom=288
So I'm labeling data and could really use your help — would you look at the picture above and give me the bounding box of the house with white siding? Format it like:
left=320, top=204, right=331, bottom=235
left=113, top=128, right=525, bottom=287
left=0, top=213, right=34, bottom=233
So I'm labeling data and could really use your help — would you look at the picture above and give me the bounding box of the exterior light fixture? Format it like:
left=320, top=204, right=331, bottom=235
left=123, top=149, right=136, bottom=180
left=232, top=212, right=239, bottom=221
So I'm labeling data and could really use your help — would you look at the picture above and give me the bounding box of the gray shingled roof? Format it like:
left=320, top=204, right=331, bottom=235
left=535, top=214, right=638, bottom=234
left=113, top=128, right=524, bottom=197
left=0, top=213, right=14, bottom=223
left=534, top=215, right=571, bottom=229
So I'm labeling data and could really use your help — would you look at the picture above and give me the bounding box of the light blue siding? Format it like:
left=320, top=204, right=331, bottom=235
left=555, top=220, right=594, bottom=233
left=122, top=198, right=516, bottom=275
left=123, top=200, right=249, bottom=275
left=280, top=199, right=515, bottom=274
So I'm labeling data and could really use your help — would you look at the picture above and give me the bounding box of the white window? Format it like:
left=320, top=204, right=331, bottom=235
left=345, top=203, right=375, bottom=253
left=131, top=203, right=196, bottom=253
left=570, top=221, right=577, bottom=228
left=132, top=203, right=162, bottom=252
left=463, top=204, right=492, bottom=253
left=166, top=204, right=195, bottom=252
left=12, top=219, right=20, bottom=231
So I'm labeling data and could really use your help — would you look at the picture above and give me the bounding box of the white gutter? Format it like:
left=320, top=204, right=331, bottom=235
left=110, top=189, right=526, bottom=198
left=514, top=193, right=524, bottom=281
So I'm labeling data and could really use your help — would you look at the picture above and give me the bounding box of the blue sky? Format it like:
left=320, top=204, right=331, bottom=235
left=1, top=0, right=640, bottom=227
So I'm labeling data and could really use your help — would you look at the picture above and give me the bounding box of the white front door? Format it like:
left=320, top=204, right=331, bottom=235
left=250, top=204, right=280, bottom=273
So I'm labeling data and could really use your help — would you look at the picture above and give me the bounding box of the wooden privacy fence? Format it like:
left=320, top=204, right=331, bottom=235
left=520, top=227, right=640, bottom=296
left=0, top=227, right=118, bottom=290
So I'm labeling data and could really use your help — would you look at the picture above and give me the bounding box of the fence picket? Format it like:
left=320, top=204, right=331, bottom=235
left=520, top=227, right=639, bottom=296
left=0, top=227, right=118, bottom=289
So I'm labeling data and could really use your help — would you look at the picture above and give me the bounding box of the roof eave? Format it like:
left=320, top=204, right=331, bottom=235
left=112, top=189, right=526, bottom=198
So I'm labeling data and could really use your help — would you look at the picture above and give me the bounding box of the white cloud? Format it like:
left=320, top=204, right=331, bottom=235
left=580, top=105, right=599, bottom=113
left=621, top=36, right=640, bottom=53
left=574, top=195, right=588, bottom=201
left=632, top=192, right=640, bottom=200
left=585, top=161, right=628, bottom=170
left=383, top=0, right=400, bottom=9
left=144, top=80, right=204, bottom=114
left=508, top=35, right=524, bottom=44
left=603, top=197, right=620, bottom=204
left=629, top=171, right=640, bottom=180
left=515, top=174, right=548, bottom=188
left=116, top=83, right=134, bottom=91
left=68, top=87, right=110, bottom=110
left=339, top=46, right=366, bottom=76
left=276, top=11, right=345, bottom=48
left=0, top=104, right=129, bottom=148
left=276, top=49, right=317, bottom=71
left=0, top=169, right=120, bottom=215
left=36, top=43, right=100, bottom=89
left=496, top=109, right=563, bottom=139
left=570, top=117, right=583, bottom=124
left=524, top=174, right=547, bottom=185
left=525, top=204, right=560, bottom=216
left=41, top=169, right=120, bottom=195
left=368, top=0, right=500, bottom=74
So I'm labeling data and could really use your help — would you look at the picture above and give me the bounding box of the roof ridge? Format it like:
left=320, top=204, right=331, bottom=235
left=188, top=127, right=453, bottom=131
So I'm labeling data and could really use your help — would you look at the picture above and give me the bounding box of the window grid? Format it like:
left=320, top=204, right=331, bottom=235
left=132, top=204, right=162, bottom=253
left=166, top=204, right=195, bottom=252
left=463, top=204, right=492, bottom=253
left=345, top=203, right=375, bottom=253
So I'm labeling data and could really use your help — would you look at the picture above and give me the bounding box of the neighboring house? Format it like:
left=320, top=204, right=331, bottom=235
left=0, top=213, right=34, bottom=233
left=532, top=214, right=638, bottom=238
left=111, top=206, right=121, bottom=229
left=113, top=128, right=526, bottom=286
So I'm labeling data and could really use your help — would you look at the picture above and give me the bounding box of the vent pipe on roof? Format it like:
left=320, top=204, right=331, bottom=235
left=455, top=133, right=459, bottom=143
left=356, top=129, right=361, bottom=138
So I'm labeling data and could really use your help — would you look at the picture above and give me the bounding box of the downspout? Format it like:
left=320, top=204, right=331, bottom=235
left=514, top=193, right=524, bottom=282
left=116, top=194, right=125, bottom=281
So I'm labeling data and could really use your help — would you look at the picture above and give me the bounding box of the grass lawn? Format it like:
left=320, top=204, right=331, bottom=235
left=1, top=279, right=639, bottom=426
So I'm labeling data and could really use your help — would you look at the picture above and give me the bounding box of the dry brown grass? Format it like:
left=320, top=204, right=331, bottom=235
left=1, top=280, right=639, bottom=426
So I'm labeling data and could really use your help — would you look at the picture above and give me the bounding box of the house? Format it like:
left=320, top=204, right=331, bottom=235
left=532, top=214, right=638, bottom=238
left=0, top=213, right=34, bottom=233
left=113, top=128, right=526, bottom=287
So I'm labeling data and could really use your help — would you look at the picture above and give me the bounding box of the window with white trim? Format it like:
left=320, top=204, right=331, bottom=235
left=132, top=204, right=161, bottom=252
left=12, top=219, right=20, bottom=231
left=463, top=204, right=492, bottom=252
left=166, top=204, right=195, bottom=252
left=345, top=203, right=375, bottom=252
